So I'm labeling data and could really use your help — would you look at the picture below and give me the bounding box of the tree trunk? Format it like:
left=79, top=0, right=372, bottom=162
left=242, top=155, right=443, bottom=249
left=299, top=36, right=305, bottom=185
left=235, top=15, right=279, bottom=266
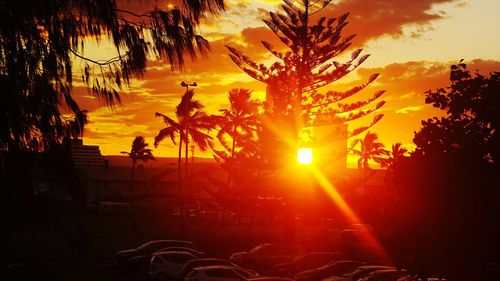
left=184, top=132, right=189, bottom=227
left=188, top=144, right=194, bottom=212
left=178, top=137, right=184, bottom=231
left=131, top=160, right=137, bottom=230
left=363, top=160, right=367, bottom=196
left=231, top=123, right=237, bottom=159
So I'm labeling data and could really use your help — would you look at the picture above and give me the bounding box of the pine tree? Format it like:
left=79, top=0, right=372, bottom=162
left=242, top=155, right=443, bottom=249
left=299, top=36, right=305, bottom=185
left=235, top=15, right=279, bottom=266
left=226, top=0, right=385, bottom=161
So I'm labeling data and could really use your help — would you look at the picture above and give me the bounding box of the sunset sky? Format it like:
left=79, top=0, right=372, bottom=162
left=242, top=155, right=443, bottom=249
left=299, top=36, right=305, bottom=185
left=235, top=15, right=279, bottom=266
left=74, top=0, right=500, bottom=162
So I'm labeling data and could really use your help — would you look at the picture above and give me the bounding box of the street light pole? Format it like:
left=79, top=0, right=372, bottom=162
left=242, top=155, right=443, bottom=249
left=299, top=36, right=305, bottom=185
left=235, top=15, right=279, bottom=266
left=179, top=81, right=197, bottom=226
left=181, top=81, right=197, bottom=92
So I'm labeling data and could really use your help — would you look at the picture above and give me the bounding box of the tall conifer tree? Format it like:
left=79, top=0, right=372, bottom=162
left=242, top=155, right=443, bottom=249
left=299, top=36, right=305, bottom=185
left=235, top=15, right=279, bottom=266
left=226, top=0, right=385, bottom=160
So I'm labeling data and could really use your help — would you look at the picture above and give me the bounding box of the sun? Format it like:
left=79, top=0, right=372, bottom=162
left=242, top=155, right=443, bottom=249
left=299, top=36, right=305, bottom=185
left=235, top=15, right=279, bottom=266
left=297, top=147, right=313, bottom=165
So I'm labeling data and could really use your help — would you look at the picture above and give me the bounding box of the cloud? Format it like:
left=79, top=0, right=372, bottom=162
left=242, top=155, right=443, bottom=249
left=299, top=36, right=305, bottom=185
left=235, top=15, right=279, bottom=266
left=346, top=59, right=500, bottom=148
left=324, top=0, right=459, bottom=45
left=455, top=2, right=470, bottom=8
left=395, top=105, right=425, bottom=114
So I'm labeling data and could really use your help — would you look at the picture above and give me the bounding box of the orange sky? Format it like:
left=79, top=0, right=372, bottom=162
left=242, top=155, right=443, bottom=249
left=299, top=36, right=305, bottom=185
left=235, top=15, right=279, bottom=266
left=74, top=0, right=500, bottom=162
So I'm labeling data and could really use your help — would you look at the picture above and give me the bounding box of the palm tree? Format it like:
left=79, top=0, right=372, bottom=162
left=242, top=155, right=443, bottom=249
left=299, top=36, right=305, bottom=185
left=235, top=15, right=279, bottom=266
left=155, top=89, right=212, bottom=230
left=352, top=132, right=389, bottom=193
left=213, top=88, right=260, bottom=159
left=121, top=136, right=155, bottom=197
left=381, top=143, right=409, bottom=199
left=381, top=143, right=409, bottom=169
left=177, top=90, right=213, bottom=206
left=121, top=136, right=155, bottom=229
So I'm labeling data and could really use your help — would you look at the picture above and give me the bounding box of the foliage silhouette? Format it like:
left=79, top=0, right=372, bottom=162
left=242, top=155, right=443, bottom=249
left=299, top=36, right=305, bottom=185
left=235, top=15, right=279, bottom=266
left=226, top=0, right=385, bottom=160
left=352, top=131, right=388, bottom=169
left=208, top=89, right=264, bottom=213
left=155, top=89, right=212, bottom=230
left=381, top=143, right=409, bottom=169
left=121, top=136, right=155, bottom=229
left=0, top=0, right=224, bottom=152
left=351, top=131, right=388, bottom=194
left=0, top=0, right=224, bottom=236
left=387, top=62, right=500, bottom=280
left=211, top=88, right=260, bottom=160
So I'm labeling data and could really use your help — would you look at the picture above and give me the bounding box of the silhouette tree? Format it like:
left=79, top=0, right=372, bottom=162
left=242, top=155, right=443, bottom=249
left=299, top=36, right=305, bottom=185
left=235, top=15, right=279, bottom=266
left=0, top=0, right=224, bottom=152
left=414, top=61, right=500, bottom=164
left=381, top=143, right=409, bottom=169
left=226, top=0, right=385, bottom=160
left=206, top=89, right=266, bottom=230
left=389, top=62, right=500, bottom=280
left=351, top=132, right=388, bottom=193
left=378, top=142, right=409, bottom=205
left=154, top=111, right=183, bottom=222
left=121, top=136, right=155, bottom=228
left=212, top=88, right=260, bottom=159
left=155, top=89, right=211, bottom=229
left=177, top=90, right=213, bottom=206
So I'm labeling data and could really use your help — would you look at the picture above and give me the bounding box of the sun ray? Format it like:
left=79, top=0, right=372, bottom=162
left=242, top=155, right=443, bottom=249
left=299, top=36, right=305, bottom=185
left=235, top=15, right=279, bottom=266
left=307, top=165, right=393, bottom=264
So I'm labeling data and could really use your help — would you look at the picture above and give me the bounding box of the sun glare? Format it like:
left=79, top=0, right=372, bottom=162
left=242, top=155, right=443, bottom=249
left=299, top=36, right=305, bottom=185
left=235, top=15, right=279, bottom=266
left=297, top=147, right=313, bottom=164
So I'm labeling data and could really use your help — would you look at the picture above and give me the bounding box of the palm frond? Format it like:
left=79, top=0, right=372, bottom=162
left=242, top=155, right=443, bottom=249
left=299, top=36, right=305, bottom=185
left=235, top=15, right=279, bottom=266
left=154, top=126, right=178, bottom=147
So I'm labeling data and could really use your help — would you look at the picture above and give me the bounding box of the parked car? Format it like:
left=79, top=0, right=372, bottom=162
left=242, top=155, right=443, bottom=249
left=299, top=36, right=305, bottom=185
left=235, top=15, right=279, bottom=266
left=229, top=243, right=296, bottom=273
left=185, top=265, right=258, bottom=281
left=115, top=240, right=197, bottom=265
left=179, top=258, right=248, bottom=281
left=149, top=251, right=199, bottom=281
left=358, top=269, right=407, bottom=281
left=271, top=251, right=342, bottom=277
left=158, top=247, right=206, bottom=257
left=322, top=265, right=395, bottom=281
left=294, top=260, right=366, bottom=281
left=127, top=246, right=204, bottom=273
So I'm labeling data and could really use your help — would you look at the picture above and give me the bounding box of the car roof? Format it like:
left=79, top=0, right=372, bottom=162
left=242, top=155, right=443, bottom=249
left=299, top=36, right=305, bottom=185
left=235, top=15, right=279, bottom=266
left=357, top=265, right=395, bottom=270
left=142, top=239, right=193, bottom=244
left=188, top=258, right=227, bottom=262
left=247, top=276, right=293, bottom=281
left=154, top=251, right=198, bottom=257
left=193, top=265, right=243, bottom=270
left=367, top=269, right=402, bottom=275
left=159, top=246, right=200, bottom=251
left=138, top=240, right=194, bottom=248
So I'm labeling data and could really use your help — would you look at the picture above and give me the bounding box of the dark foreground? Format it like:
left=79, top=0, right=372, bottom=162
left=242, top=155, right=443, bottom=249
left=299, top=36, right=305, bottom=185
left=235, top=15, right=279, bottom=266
left=3, top=211, right=347, bottom=281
